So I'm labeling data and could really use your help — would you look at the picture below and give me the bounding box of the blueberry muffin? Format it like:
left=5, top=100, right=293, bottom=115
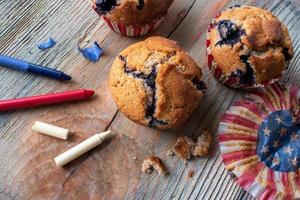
left=109, top=37, right=206, bottom=129
left=92, top=0, right=174, bottom=37
left=207, top=5, right=293, bottom=88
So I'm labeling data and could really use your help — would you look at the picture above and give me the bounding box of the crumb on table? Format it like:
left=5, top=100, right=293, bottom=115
left=167, top=150, right=175, bottom=157
left=132, top=156, right=137, bottom=160
left=173, top=129, right=212, bottom=160
left=188, top=169, right=195, bottom=178
left=142, top=156, right=167, bottom=175
left=173, top=136, right=194, bottom=160
left=192, top=129, right=212, bottom=156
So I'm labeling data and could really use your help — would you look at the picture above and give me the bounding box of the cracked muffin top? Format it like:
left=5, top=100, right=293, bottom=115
left=209, top=5, right=293, bottom=87
left=109, top=37, right=206, bottom=129
left=92, top=0, right=174, bottom=26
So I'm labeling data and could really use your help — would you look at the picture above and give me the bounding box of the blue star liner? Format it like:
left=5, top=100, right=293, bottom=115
left=219, top=83, right=300, bottom=198
left=257, top=110, right=300, bottom=172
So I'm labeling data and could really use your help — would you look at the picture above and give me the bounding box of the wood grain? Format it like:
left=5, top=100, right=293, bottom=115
left=1, top=0, right=300, bottom=199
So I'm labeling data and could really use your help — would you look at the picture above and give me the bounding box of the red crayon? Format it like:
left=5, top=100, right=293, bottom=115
left=0, top=89, right=95, bottom=111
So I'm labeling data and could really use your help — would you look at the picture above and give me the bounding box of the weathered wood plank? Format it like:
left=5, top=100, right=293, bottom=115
left=0, top=0, right=211, bottom=199
left=123, top=0, right=300, bottom=200
left=1, top=0, right=300, bottom=200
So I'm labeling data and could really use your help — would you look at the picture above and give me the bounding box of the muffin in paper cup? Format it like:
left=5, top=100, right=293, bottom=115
left=207, top=5, right=293, bottom=89
left=92, top=0, right=173, bottom=37
left=109, top=37, right=206, bottom=129
left=219, top=83, right=300, bottom=199
left=101, top=16, right=164, bottom=37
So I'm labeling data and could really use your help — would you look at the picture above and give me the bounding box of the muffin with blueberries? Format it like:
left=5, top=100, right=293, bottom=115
left=92, top=0, right=174, bottom=37
left=207, top=5, right=293, bottom=88
left=109, top=37, right=206, bottom=129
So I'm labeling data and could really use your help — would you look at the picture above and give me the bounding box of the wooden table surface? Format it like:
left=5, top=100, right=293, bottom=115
left=1, top=0, right=300, bottom=199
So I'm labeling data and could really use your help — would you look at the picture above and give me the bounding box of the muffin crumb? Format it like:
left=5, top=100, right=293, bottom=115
left=173, top=129, right=212, bottom=160
left=229, top=171, right=238, bottom=180
left=192, top=129, right=212, bottom=156
left=173, top=137, right=194, bottom=160
left=142, top=156, right=167, bottom=175
left=167, top=150, right=175, bottom=157
left=188, top=169, right=195, bottom=178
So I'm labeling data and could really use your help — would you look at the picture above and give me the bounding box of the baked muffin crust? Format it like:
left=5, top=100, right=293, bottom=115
left=209, top=5, right=293, bottom=87
left=109, top=37, right=205, bottom=129
left=93, top=0, right=174, bottom=26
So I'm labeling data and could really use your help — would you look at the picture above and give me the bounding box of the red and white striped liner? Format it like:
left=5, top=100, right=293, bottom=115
left=90, top=0, right=166, bottom=37
left=219, top=83, right=300, bottom=200
left=102, top=16, right=164, bottom=37
left=207, top=23, right=242, bottom=88
left=206, top=19, right=284, bottom=89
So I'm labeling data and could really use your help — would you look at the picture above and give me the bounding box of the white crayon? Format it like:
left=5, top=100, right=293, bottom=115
left=54, top=130, right=114, bottom=167
left=32, top=121, right=69, bottom=140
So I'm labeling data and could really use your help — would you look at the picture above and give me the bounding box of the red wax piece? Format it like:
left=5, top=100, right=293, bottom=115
left=0, top=89, right=95, bottom=111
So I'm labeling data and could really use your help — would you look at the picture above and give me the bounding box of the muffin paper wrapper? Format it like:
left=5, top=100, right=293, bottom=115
left=206, top=19, right=283, bottom=88
left=102, top=16, right=164, bottom=37
left=91, top=0, right=165, bottom=37
left=218, top=83, right=300, bottom=199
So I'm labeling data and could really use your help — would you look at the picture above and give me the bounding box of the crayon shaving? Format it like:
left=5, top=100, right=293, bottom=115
left=78, top=42, right=103, bottom=62
left=37, top=38, right=56, bottom=50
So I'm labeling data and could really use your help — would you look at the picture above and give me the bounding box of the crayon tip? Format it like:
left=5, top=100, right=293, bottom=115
left=84, top=89, right=95, bottom=97
left=60, top=73, right=72, bottom=81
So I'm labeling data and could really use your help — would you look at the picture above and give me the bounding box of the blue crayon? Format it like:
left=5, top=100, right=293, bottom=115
left=0, top=55, right=71, bottom=81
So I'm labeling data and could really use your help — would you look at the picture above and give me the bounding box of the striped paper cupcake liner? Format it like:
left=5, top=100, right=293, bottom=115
left=91, top=0, right=166, bottom=37
left=219, top=83, right=300, bottom=199
left=206, top=21, right=284, bottom=89
left=102, top=16, right=164, bottom=37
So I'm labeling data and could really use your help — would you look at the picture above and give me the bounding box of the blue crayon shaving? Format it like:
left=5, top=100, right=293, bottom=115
left=37, top=38, right=56, bottom=50
left=78, top=42, right=103, bottom=62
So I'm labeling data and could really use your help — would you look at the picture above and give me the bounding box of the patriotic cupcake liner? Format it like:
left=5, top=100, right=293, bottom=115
left=219, top=83, right=300, bottom=199
left=206, top=20, right=283, bottom=89
left=91, top=0, right=166, bottom=37
left=102, top=16, right=164, bottom=37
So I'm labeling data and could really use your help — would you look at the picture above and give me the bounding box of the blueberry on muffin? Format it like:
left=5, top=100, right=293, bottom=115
left=92, top=0, right=174, bottom=37
left=207, top=5, right=293, bottom=88
left=109, top=37, right=206, bottom=129
left=93, top=0, right=118, bottom=15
